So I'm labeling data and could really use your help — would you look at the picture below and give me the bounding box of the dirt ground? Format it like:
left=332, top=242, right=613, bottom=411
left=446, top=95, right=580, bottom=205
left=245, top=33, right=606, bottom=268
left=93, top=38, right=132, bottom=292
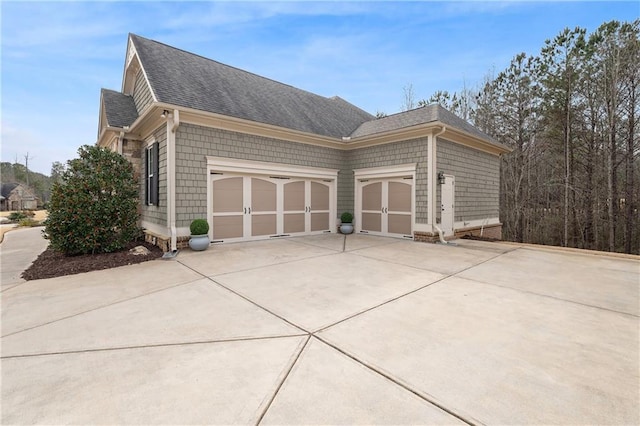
left=0, top=210, right=48, bottom=243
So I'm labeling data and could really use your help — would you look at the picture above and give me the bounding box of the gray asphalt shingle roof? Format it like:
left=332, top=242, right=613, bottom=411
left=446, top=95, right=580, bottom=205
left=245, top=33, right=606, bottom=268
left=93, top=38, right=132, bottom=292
left=350, top=104, right=497, bottom=143
left=101, top=89, right=139, bottom=128
left=129, top=34, right=374, bottom=138
left=101, top=34, right=501, bottom=148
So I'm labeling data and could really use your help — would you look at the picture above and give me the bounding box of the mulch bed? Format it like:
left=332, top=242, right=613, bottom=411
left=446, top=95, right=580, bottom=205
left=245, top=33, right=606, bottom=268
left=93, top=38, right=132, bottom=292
left=22, top=240, right=164, bottom=281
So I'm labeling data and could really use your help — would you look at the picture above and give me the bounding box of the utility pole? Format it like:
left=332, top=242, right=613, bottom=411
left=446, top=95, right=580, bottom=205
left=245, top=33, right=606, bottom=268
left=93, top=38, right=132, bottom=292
left=24, top=152, right=32, bottom=187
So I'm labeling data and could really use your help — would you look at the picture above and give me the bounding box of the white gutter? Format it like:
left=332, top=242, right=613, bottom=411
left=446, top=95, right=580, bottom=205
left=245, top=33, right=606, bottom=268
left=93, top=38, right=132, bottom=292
left=166, top=109, right=180, bottom=252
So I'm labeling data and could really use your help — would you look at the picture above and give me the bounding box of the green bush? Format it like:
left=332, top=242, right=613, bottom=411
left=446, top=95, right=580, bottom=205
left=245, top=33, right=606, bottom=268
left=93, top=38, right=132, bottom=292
left=340, top=212, right=353, bottom=223
left=190, top=219, right=209, bottom=235
left=44, top=145, right=140, bottom=255
left=8, top=211, right=27, bottom=222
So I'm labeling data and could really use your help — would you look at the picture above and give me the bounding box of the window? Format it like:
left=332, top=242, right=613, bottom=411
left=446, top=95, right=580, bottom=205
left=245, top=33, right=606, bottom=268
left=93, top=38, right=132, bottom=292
left=145, top=142, right=159, bottom=205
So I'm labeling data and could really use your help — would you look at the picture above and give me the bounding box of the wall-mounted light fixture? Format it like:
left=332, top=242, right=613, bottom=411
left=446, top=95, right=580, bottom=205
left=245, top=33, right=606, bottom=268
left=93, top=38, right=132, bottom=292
left=437, top=171, right=445, bottom=185
left=160, top=110, right=170, bottom=118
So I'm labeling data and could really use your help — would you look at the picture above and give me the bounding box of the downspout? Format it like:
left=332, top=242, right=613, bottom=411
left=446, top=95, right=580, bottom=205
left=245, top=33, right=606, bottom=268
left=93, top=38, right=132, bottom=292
left=117, top=131, right=125, bottom=154
left=433, top=224, right=448, bottom=244
left=167, top=110, right=180, bottom=252
left=429, top=125, right=446, bottom=236
left=117, top=126, right=130, bottom=154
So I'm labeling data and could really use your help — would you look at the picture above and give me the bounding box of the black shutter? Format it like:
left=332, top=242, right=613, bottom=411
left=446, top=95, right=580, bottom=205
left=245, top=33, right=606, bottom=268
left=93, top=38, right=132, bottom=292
left=151, top=142, right=159, bottom=206
left=145, top=146, right=150, bottom=205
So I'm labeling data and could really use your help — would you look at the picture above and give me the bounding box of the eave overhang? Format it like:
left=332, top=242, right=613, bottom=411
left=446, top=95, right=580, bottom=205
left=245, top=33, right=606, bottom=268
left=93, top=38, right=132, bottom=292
left=99, top=101, right=511, bottom=156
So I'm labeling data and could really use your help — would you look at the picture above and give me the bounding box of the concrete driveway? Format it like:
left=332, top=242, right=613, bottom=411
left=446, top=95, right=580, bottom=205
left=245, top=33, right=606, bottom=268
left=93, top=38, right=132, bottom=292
left=2, top=232, right=639, bottom=424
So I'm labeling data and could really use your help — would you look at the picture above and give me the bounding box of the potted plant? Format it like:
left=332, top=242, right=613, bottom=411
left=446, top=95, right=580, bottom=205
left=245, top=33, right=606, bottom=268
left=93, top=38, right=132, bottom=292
left=340, top=212, right=354, bottom=234
left=188, top=219, right=210, bottom=251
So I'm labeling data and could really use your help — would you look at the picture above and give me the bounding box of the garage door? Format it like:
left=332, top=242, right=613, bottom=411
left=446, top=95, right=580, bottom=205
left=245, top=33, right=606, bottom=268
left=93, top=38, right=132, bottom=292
left=357, top=177, right=413, bottom=238
left=211, top=174, right=332, bottom=242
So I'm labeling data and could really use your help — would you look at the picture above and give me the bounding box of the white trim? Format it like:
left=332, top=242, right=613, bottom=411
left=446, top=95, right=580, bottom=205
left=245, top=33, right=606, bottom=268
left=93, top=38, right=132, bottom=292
left=141, top=220, right=169, bottom=237
left=206, top=156, right=339, bottom=179
left=413, top=223, right=433, bottom=233
left=455, top=217, right=501, bottom=230
left=353, top=163, right=416, bottom=179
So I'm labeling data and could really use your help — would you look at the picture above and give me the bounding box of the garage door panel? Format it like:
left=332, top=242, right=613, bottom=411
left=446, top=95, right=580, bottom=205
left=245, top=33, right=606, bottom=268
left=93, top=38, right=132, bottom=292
left=213, top=216, right=243, bottom=239
left=362, top=212, right=382, bottom=232
left=310, top=212, right=329, bottom=232
left=388, top=182, right=411, bottom=212
left=284, top=213, right=305, bottom=233
left=251, top=178, right=276, bottom=212
left=388, top=214, right=411, bottom=235
left=310, top=182, right=329, bottom=210
left=213, top=177, right=243, bottom=213
left=252, top=214, right=277, bottom=236
left=284, top=181, right=305, bottom=211
left=362, top=182, right=382, bottom=211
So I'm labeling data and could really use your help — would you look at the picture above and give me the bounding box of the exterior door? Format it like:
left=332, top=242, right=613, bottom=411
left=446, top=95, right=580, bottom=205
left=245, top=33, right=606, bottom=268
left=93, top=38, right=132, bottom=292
left=441, top=175, right=455, bottom=236
left=358, top=178, right=413, bottom=238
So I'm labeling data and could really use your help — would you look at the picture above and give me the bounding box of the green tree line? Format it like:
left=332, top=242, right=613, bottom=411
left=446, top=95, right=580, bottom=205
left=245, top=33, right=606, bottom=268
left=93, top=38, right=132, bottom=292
left=422, top=20, right=639, bottom=254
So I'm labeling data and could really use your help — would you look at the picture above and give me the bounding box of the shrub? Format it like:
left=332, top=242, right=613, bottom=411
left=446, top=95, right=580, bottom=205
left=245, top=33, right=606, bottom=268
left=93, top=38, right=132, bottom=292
left=19, top=218, right=39, bottom=227
left=8, top=211, right=27, bottom=222
left=190, top=219, right=209, bottom=235
left=44, top=145, right=140, bottom=255
left=340, top=212, right=353, bottom=223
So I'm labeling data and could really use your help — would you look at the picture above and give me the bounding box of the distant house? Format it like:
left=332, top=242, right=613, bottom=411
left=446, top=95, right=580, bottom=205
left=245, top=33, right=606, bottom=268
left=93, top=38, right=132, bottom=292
left=97, top=34, right=510, bottom=251
left=0, top=183, right=38, bottom=211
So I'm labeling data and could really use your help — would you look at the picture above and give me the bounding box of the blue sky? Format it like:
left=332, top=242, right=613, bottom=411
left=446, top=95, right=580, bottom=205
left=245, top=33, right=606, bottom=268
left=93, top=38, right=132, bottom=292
left=2, top=1, right=638, bottom=176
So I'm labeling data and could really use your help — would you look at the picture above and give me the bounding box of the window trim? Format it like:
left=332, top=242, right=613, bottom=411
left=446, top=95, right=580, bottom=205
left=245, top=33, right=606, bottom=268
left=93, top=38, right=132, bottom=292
left=145, top=139, right=159, bottom=206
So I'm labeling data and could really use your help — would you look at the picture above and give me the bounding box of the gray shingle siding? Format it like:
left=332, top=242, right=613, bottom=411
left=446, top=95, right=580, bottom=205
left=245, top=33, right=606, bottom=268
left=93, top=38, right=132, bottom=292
left=140, top=125, right=167, bottom=227
left=174, top=123, right=345, bottom=228
left=133, top=70, right=153, bottom=114
left=347, top=138, right=429, bottom=224
left=436, top=138, right=499, bottom=222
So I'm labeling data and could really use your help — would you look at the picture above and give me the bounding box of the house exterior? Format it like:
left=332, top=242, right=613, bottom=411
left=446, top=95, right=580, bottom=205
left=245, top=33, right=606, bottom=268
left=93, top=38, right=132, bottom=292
left=0, top=183, right=38, bottom=211
left=97, top=34, right=510, bottom=252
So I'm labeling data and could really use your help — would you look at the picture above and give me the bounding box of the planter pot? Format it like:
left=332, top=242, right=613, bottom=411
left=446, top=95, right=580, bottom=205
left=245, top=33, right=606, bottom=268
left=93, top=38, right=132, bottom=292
left=340, top=223, right=353, bottom=234
left=189, top=234, right=210, bottom=251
